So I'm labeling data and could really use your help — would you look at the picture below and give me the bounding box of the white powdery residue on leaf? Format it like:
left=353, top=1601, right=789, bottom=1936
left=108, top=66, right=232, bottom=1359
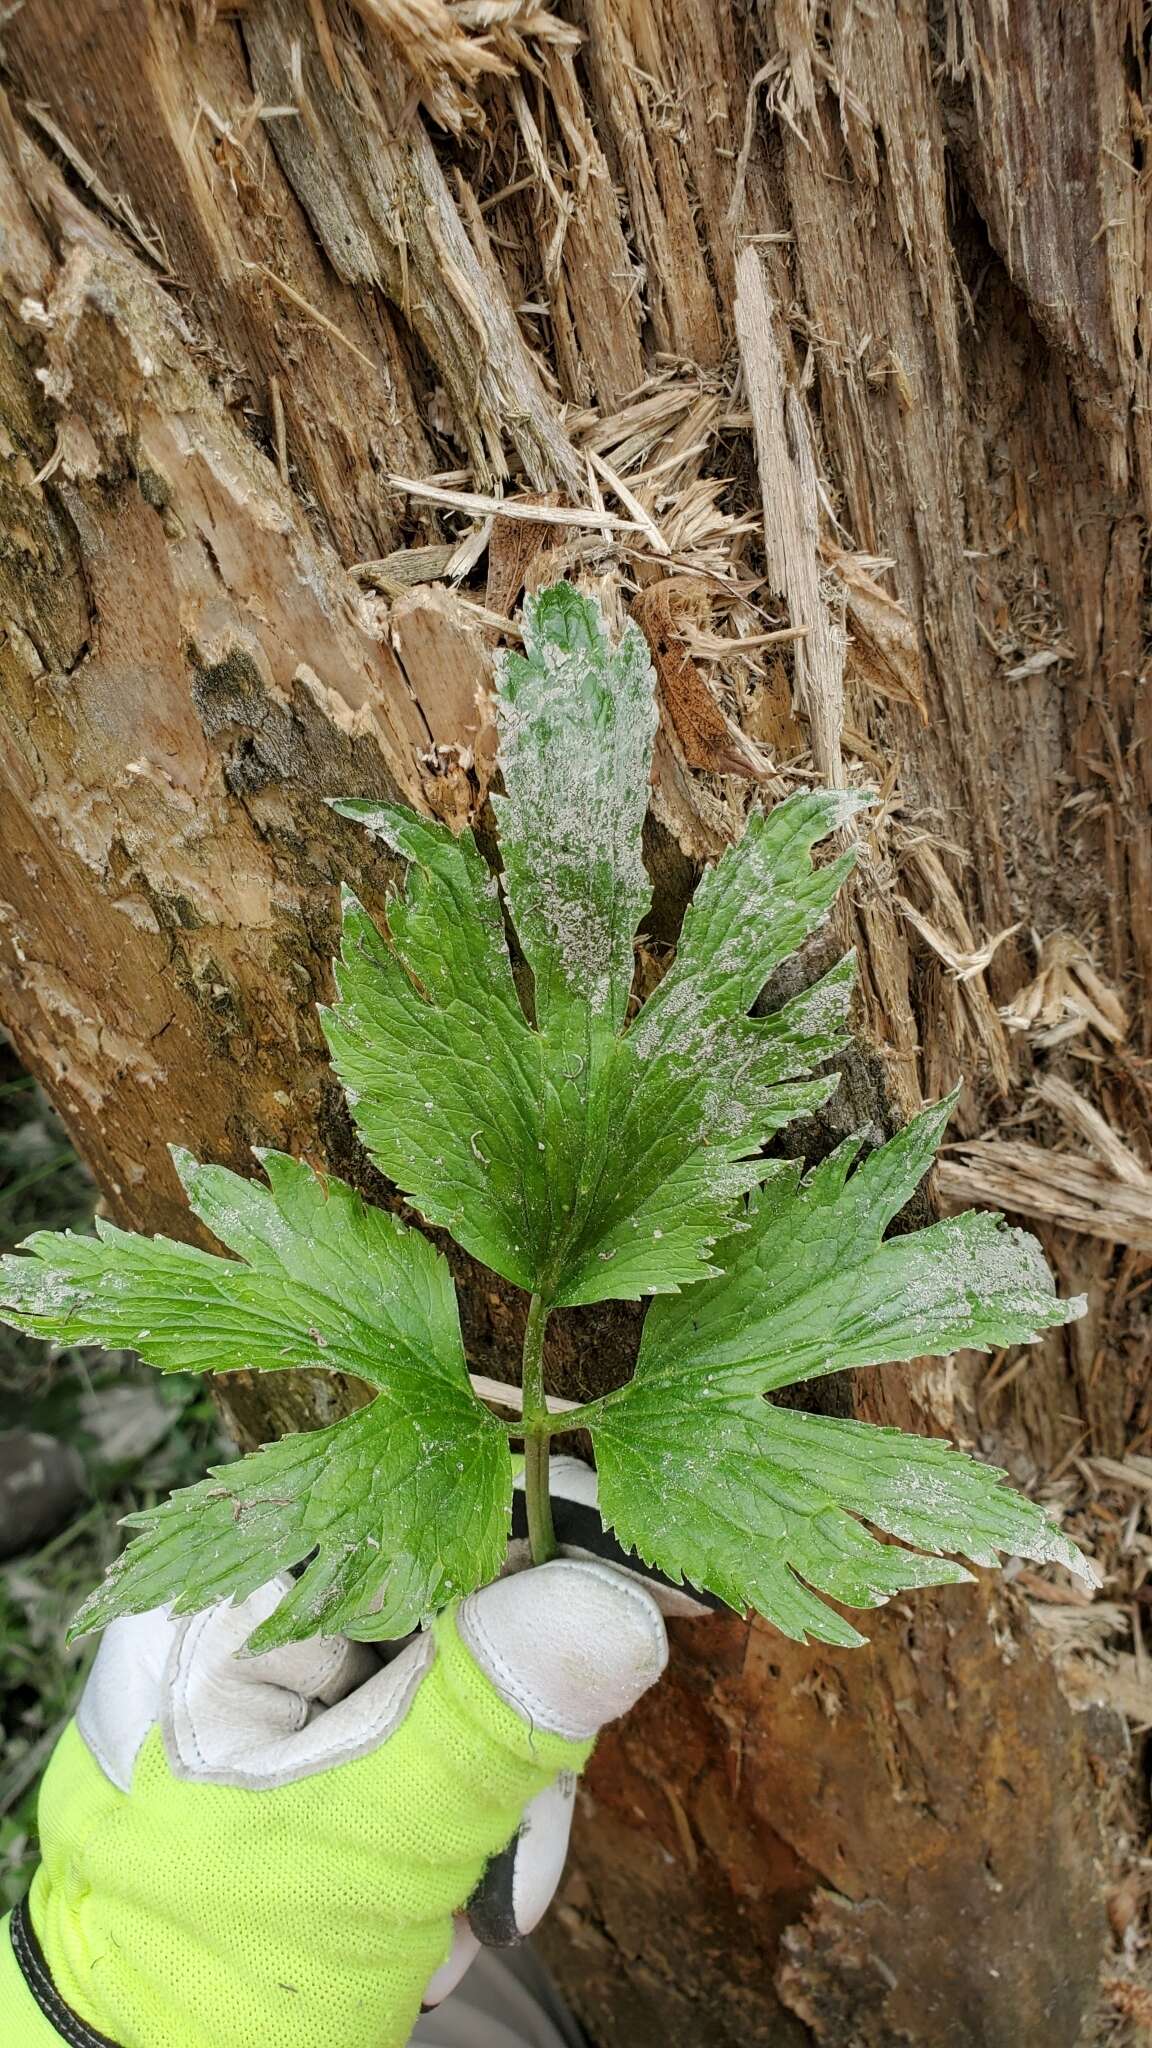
left=3, top=1266, right=78, bottom=1315
left=631, top=974, right=701, bottom=1061
left=872, top=1240, right=974, bottom=1334
left=821, top=788, right=874, bottom=830
left=707, top=909, right=782, bottom=984
left=870, top=1216, right=1066, bottom=1340
left=495, top=597, right=658, bottom=1020
left=1021, top=1519, right=1101, bottom=1587
left=790, top=976, right=853, bottom=1036
left=701, top=1073, right=758, bottom=1139
left=967, top=1217, right=1070, bottom=1323
left=334, top=803, right=397, bottom=843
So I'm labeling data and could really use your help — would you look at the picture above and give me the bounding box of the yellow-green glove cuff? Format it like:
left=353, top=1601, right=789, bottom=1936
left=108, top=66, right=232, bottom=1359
left=3, top=1908, right=92, bottom=2048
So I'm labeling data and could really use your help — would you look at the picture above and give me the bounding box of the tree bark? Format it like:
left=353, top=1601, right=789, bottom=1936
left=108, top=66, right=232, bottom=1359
left=1, top=4, right=1147, bottom=2042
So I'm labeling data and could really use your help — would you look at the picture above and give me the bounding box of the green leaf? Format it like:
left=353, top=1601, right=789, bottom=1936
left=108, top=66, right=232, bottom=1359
left=0, top=1153, right=509, bottom=1646
left=70, top=1394, right=507, bottom=1652
left=0, top=572, right=1091, bottom=1656
left=322, top=810, right=548, bottom=1291
left=630, top=1092, right=1085, bottom=1396
left=589, top=1097, right=1090, bottom=1639
left=326, top=594, right=866, bottom=1306
left=492, top=581, right=659, bottom=1033
left=591, top=1393, right=1090, bottom=1649
left=628, top=789, right=869, bottom=1076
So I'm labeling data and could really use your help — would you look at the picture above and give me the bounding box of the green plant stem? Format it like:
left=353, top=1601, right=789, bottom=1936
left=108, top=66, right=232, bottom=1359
left=500, top=1394, right=605, bottom=1438
left=520, top=1292, right=556, bottom=1565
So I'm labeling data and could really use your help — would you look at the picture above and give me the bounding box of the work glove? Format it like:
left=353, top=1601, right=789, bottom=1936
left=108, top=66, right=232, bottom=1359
left=1, top=1487, right=670, bottom=2048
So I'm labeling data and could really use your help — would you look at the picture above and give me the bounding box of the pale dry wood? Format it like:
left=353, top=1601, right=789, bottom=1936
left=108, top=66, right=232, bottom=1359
left=3, top=0, right=433, bottom=563
left=350, top=543, right=458, bottom=590
left=244, top=0, right=583, bottom=494
left=469, top=1374, right=578, bottom=1416
left=0, top=134, right=487, bottom=1253
left=825, top=548, right=928, bottom=723
left=761, top=0, right=1019, bottom=948
left=574, top=0, right=725, bottom=364
left=680, top=624, right=808, bottom=654
left=248, top=262, right=378, bottom=370
left=943, top=0, right=1143, bottom=486
left=532, top=44, right=646, bottom=409
left=585, top=446, right=670, bottom=556
left=938, top=1141, right=1152, bottom=1252
left=386, top=473, right=647, bottom=535
left=1036, top=1076, right=1152, bottom=1190
left=898, top=902, right=1020, bottom=983
left=896, top=836, right=1014, bottom=1095
left=734, top=245, right=845, bottom=786
left=22, top=103, right=169, bottom=269
left=384, top=584, right=498, bottom=824
left=1089, top=1456, right=1152, bottom=1496
left=348, top=0, right=581, bottom=135
left=1002, top=933, right=1130, bottom=1047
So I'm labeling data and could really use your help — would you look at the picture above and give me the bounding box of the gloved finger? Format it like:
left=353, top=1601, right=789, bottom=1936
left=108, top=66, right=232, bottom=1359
left=421, top=1561, right=665, bottom=2004
left=161, top=1577, right=393, bottom=1788
left=466, top=1771, right=577, bottom=1946
left=255, top=1557, right=666, bottom=1786
left=164, top=1556, right=665, bottom=1789
left=190, top=1576, right=381, bottom=1700
left=420, top=1917, right=481, bottom=2009
left=510, top=1455, right=717, bottom=1619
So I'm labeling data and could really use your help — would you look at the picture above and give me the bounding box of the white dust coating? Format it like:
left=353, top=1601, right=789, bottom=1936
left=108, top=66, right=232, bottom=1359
left=813, top=787, right=874, bottom=830
left=329, top=800, right=398, bottom=842
left=786, top=969, right=855, bottom=1039
left=631, top=827, right=789, bottom=1063
left=871, top=1216, right=1080, bottom=1339
left=494, top=591, right=658, bottom=1026
left=0, top=1260, right=85, bottom=1317
left=325, top=800, right=423, bottom=864
left=764, top=1409, right=1097, bottom=1587
left=629, top=793, right=864, bottom=1068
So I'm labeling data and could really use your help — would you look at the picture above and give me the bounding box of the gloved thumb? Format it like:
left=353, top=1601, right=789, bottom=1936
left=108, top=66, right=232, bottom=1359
left=456, top=1557, right=668, bottom=1741
left=420, top=1557, right=667, bottom=1998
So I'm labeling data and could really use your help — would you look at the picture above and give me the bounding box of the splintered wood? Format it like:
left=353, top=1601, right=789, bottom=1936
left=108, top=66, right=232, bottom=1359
left=938, top=1141, right=1152, bottom=1252
left=940, top=1067, right=1152, bottom=1250
left=630, top=582, right=778, bottom=785
left=734, top=245, right=845, bottom=787
left=1001, top=931, right=1131, bottom=1047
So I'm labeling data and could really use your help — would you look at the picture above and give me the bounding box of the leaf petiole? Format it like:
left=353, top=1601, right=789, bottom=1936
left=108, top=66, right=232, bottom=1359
left=499, top=1398, right=606, bottom=1440
left=519, top=1293, right=556, bottom=1564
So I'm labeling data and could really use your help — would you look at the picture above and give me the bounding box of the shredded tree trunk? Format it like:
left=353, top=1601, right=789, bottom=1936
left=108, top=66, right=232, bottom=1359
left=1, top=4, right=1149, bottom=2042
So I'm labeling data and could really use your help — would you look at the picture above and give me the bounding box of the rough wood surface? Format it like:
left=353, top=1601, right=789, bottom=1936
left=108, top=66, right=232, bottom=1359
left=1, top=3, right=1149, bottom=2040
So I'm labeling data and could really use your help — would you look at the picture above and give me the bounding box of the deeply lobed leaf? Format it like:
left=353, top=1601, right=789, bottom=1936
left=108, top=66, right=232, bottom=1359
left=588, top=1100, right=1090, bottom=1640
left=592, top=1393, right=1088, bottom=1648
left=325, top=586, right=863, bottom=1307
left=0, top=582, right=1093, bottom=1655
left=630, top=1091, right=1086, bottom=1397
left=0, top=1153, right=509, bottom=1646
left=628, top=789, right=869, bottom=1080
left=71, top=1395, right=507, bottom=1653
left=322, top=812, right=548, bottom=1291
left=493, top=580, right=659, bottom=1033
